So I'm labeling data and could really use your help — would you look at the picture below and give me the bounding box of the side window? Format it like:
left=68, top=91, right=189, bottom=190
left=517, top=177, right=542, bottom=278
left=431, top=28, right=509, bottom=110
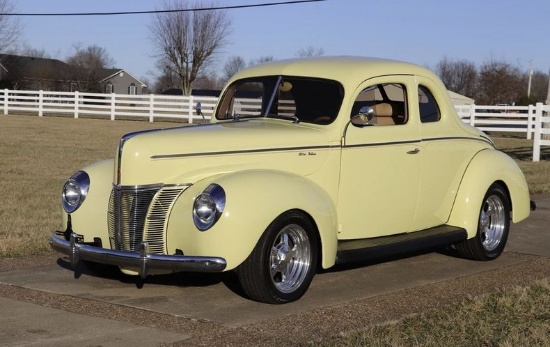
left=418, top=85, right=440, bottom=123
left=351, top=83, right=407, bottom=126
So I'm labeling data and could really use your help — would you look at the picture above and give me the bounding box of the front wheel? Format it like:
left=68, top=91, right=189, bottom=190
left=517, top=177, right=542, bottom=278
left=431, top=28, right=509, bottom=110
left=457, top=183, right=510, bottom=260
left=238, top=211, right=318, bottom=304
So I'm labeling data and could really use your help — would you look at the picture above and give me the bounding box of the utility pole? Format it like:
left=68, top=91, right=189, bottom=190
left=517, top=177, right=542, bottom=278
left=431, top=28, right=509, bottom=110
left=527, top=60, right=533, bottom=98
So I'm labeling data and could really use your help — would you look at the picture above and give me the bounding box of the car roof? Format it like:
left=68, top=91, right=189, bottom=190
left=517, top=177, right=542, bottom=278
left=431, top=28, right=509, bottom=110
left=230, top=56, right=437, bottom=86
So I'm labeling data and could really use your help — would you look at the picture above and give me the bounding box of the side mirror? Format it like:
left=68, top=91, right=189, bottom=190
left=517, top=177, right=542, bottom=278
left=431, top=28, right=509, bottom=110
left=194, top=101, right=207, bottom=124
left=194, top=102, right=202, bottom=115
left=351, top=106, right=374, bottom=127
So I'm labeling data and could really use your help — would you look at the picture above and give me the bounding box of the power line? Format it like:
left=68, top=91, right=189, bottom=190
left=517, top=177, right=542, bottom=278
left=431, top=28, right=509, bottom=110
left=1, top=0, right=326, bottom=16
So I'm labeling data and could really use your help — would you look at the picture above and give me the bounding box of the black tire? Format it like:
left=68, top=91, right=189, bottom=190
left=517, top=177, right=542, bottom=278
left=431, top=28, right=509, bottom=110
left=457, top=183, right=510, bottom=260
left=238, top=211, right=318, bottom=304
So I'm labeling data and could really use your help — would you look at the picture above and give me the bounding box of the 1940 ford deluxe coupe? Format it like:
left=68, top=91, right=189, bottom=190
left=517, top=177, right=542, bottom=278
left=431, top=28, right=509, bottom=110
left=50, top=57, right=534, bottom=304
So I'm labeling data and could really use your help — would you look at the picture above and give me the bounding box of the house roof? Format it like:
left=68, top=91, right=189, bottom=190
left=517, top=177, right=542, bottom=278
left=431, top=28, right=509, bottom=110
left=99, top=68, right=147, bottom=87
left=448, top=90, right=475, bottom=105
left=0, top=54, right=146, bottom=87
left=0, top=54, right=77, bottom=81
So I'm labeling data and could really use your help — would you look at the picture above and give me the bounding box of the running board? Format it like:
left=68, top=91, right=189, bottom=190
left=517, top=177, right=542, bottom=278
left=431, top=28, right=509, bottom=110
left=336, top=225, right=467, bottom=264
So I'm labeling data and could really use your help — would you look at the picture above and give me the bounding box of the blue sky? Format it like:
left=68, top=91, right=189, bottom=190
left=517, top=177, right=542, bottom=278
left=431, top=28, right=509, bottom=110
left=13, top=0, right=550, bottom=83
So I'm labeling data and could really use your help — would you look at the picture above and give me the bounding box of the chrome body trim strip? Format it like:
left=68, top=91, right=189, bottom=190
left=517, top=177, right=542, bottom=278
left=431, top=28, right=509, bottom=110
left=151, top=144, right=336, bottom=159
left=50, top=233, right=227, bottom=279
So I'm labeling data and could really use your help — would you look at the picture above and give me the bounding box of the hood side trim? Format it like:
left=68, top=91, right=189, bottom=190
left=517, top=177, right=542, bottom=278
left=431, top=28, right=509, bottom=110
left=151, top=144, right=337, bottom=160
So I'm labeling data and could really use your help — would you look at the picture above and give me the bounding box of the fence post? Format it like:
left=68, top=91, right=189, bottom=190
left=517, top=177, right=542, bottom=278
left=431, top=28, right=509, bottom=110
left=527, top=104, right=534, bottom=140
left=38, top=90, right=43, bottom=117
left=188, top=95, right=194, bottom=124
left=111, top=93, right=116, bottom=121
left=533, top=103, right=542, bottom=162
left=469, top=104, right=475, bottom=126
left=149, top=94, right=154, bottom=122
left=74, top=91, right=79, bottom=118
left=3, top=89, right=8, bottom=115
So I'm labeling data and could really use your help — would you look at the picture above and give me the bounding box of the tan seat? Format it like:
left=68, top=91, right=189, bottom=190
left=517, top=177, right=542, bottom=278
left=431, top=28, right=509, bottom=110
left=371, top=103, right=395, bottom=125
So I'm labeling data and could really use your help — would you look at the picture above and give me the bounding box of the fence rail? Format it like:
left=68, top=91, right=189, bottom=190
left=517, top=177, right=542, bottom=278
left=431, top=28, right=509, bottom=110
left=2, top=89, right=218, bottom=123
left=1, top=89, right=548, bottom=161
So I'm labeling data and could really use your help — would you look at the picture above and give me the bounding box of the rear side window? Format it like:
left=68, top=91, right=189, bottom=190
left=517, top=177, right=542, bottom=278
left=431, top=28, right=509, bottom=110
left=418, top=85, right=440, bottom=123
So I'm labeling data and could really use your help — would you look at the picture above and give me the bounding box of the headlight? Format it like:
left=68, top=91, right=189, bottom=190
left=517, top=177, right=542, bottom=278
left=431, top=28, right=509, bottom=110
left=193, top=184, right=226, bottom=231
left=62, top=171, right=90, bottom=213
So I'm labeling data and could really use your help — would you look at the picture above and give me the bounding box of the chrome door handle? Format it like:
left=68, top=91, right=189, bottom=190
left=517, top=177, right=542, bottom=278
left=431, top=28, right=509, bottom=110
left=407, top=148, right=420, bottom=154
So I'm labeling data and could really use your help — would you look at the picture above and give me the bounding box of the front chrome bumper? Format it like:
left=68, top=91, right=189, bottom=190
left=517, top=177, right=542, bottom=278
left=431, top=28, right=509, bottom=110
left=49, top=232, right=227, bottom=279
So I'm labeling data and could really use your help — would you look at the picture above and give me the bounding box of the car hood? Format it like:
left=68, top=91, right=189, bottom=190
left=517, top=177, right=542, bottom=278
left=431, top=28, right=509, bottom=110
left=117, top=119, right=337, bottom=185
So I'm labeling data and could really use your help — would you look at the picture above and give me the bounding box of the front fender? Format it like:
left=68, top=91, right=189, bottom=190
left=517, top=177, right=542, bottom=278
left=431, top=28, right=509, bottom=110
left=447, top=149, right=530, bottom=238
left=61, top=159, right=114, bottom=243
left=167, top=170, right=338, bottom=270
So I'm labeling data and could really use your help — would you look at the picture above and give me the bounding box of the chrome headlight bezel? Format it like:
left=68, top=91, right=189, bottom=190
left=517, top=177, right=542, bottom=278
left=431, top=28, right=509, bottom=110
left=193, top=184, right=226, bottom=231
left=62, top=171, right=90, bottom=213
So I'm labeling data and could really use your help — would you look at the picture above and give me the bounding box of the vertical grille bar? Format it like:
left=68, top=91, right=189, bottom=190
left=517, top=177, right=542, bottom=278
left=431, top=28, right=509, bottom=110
left=108, top=185, right=161, bottom=252
left=108, top=185, right=186, bottom=255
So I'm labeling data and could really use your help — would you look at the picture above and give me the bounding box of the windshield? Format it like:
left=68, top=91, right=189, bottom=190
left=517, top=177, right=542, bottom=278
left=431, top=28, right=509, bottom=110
left=215, top=76, right=344, bottom=125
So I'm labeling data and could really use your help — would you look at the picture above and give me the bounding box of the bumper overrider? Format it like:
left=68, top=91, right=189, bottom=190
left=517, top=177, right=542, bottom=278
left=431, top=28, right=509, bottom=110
left=49, top=231, right=227, bottom=279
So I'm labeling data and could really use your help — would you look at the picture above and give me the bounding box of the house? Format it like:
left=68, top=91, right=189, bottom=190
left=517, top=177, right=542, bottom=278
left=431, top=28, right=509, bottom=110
left=100, top=69, right=147, bottom=95
left=448, top=90, right=475, bottom=105
left=0, top=54, right=146, bottom=94
left=0, top=54, right=78, bottom=91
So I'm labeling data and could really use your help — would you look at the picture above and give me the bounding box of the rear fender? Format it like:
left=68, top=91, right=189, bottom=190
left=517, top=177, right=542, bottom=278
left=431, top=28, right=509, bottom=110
left=167, top=170, right=338, bottom=270
left=447, top=149, right=530, bottom=238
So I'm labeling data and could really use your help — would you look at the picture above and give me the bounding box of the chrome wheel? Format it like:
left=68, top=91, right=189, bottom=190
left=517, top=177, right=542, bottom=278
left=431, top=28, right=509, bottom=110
left=238, top=211, right=318, bottom=304
left=480, top=194, right=506, bottom=252
left=456, top=183, right=510, bottom=261
left=269, top=224, right=311, bottom=294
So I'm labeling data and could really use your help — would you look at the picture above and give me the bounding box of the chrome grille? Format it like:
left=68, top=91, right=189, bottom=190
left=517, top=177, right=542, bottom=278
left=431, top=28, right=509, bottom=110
left=144, top=186, right=185, bottom=254
left=108, top=185, right=186, bottom=254
left=108, top=185, right=160, bottom=252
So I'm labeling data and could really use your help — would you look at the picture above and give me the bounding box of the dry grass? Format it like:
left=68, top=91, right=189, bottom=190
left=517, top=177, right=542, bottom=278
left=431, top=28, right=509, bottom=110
left=0, top=116, right=548, bottom=258
left=315, top=279, right=550, bottom=347
left=492, top=134, right=550, bottom=195
left=0, top=114, right=181, bottom=257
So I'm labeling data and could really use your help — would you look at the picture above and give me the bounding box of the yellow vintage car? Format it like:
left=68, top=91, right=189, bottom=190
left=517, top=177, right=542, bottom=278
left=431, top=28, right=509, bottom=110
left=50, top=57, right=534, bottom=304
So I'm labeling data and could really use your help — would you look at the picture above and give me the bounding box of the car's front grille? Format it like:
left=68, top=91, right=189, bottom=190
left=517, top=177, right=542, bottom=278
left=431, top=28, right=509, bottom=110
left=108, top=185, right=186, bottom=254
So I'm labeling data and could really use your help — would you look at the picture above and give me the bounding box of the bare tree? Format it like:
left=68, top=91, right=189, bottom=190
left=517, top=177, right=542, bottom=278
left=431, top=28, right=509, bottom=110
left=477, top=59, right=524, bottom=105
left=296, top=46, right=324, bottom=57
left=151, top=57, right=179, bottom=93
left=248, top=55, right=274, bottom=66
left=66, top=44, right=115, bottom=92
left=149, top=1, right=231, bottom=96
left=222, top=55, right=245, bottom=82
left=20, top=45, right=50, bottom=59
left=435, top=57, right=477, bottom=98
left=0, top=0, right=21, bottom=53
left=530, top=70, right=549, bottom=103
left=194, top=71, right=223, bottom=90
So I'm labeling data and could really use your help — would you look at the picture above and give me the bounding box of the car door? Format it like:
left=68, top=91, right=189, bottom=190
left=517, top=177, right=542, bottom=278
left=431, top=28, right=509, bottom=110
left=412, top=77, right=481, bottom=230
left=337, top=76, right=421, bottom=240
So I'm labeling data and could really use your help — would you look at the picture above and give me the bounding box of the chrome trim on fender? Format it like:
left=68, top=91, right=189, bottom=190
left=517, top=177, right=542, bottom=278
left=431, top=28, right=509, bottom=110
left=151, top=144, right=336, bottom=159
left=50, top=232, right=227, bottom=279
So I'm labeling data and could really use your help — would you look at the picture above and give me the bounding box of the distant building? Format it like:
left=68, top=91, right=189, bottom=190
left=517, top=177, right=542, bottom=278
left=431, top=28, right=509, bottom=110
left=0, top=54, right=78, bottom=91
left=0, top=54, right=146, bottom=94
left=448, top=90, right=475, bottom=105
left=100, top=69, right=147, bottom=95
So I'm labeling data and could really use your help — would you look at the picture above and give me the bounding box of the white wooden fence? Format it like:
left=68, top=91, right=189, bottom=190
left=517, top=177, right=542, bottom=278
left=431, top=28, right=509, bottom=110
left=455, top=103, right=550, bottom=162
left=1, top=89, right=549, bottom=161
left=1, top=89, right=218, bottom=123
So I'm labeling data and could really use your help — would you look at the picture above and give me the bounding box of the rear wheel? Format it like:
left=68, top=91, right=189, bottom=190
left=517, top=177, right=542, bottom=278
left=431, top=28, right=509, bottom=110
left=238, top=211, right=318, bottom=304
left=457, top=183, right=510, bottom=260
